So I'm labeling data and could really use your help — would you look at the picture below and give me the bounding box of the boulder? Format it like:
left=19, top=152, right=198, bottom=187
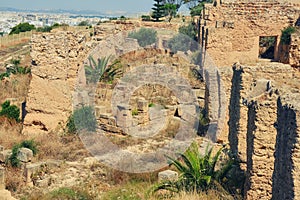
left=0, top=150, right=12, bottom=163
left=158, top=170, right=178, bottom=182
left=17, top=148, right=33, bottom=163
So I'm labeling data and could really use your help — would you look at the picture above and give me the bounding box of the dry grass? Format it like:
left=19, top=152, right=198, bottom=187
left=0, top=74, right=31, bottom=103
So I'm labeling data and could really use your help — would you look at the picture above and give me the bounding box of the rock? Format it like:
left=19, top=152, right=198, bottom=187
left=0, top=145, right=4, bottom=151
left=35, top=178, right=50, bottom=187
left=158, top=170, right=178, bottom=182
left=0, top=150, right=12, bottom=163
left=17, top=148, right=33, bottom=163
left=0, top=189, right=17, bottom=200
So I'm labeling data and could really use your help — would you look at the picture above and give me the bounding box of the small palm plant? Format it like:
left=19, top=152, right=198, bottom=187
left=152, top=142, right=233, bottom=194
left=84, top=56, right=121, bottom=84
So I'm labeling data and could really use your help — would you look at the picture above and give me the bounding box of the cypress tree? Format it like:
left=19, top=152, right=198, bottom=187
left=152, top=0, right=165, bottom=22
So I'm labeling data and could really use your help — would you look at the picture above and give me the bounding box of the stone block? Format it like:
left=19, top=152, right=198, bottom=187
left=158, top=170, right=178, bottom=182
left=17, top=148, right=33, bottom=163
left=137, top=99, right=149, bottom=112
left=0, top=150, right=12, bottom=163
left=25, top=162, right=45, bottom=185
left=35, top=178, right=50, bottom=187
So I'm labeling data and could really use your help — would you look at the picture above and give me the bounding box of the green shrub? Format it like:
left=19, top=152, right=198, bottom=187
left=36, top=26, right=52, bottom=32
left=167, top=34, right=198, bottom=53
left=66, top=113, right=76, bottom=134
left=281, top=26, right=296, bottom=45
left=9, top=22, right=35, bottom=35
left=151, top=142, right=234, bottom=194
left=141, top=15, right=151, bottom=21
left=8, top=140, right=38, bottom=167
left=0, top=101, right=20, bottom=122
left=78, top=21, right=90, bottom=26
left=132, top=109, right=139, bottom=116
left=128, top=28, right=157, bottom=47
left=179, top=22, right=197, bottom=40
left=67, top=106, right=97, bottom=133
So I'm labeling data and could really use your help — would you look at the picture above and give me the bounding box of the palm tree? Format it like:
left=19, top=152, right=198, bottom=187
left=84, top=56, right=121, bottom=84
left=152, top=142, right=234, bottom=194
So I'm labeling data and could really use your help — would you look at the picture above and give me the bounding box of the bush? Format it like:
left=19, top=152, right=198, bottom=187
left=0, top=101, right=20, bottom=122
left=67, top=106, right=97, bottom=133
left=167, top=34, right=198, bottom=53
left=9, top=22, right=35, bottom=35
left=152, top=142, right=234, bottom=194
left=128, top=28, right=157, bottom=47
left=36, top=26, right=52, bottom=32
left=8, top=140, right=38, bottom=167
left=141, top=15, right=151, bottom=21
left=78, top=21, right=90, bottom=26
left=281, top=26, right=296, bottom=45
left=179, top=22, right=197, bottom=40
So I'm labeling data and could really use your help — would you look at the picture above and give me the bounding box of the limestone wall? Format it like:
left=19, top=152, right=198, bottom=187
left=204, top=1, right=300, bottom=66
left=289, top=31, right=300, bottom=68
left=23, top=30, right=94, bottom=134
left=223, top=62, right=300, bottom=199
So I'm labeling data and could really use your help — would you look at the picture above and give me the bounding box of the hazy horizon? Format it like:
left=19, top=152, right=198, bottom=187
left=0, top=0, right=156, bottom=14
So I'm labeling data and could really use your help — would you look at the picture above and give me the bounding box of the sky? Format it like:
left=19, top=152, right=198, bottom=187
left=0, top=0, right=157, bottom=14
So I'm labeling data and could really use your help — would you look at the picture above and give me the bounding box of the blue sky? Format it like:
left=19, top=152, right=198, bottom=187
left=0, top=0, right=155, bottom=14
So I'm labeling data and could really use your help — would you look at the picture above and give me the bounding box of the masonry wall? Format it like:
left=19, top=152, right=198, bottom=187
left=22, top=30, right=93, bottom=134
left=204, top=1, right=300, bottom=66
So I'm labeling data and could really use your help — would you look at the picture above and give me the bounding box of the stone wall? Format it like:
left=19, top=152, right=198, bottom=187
left=223, top=62, right=300, bottom=199
left=204, top=1, right=300, bottom=66
left=22, top=30, right=95, bottom=134
left=289, top=31, right=300, bottom=68
left=272, top=95, right=300, bottom=199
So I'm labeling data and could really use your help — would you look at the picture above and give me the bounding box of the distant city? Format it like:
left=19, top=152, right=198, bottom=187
left=0, top=7, right=151, bottom=35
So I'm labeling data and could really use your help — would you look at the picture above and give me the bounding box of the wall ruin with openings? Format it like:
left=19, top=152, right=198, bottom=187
left=203, top=0, right=300, bottom=66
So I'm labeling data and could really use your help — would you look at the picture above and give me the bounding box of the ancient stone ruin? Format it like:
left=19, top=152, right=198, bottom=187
left=20, top=0, right=300, bottom=198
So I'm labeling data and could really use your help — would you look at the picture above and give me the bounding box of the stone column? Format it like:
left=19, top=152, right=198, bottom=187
left=245, top=97, right=277, bottom=200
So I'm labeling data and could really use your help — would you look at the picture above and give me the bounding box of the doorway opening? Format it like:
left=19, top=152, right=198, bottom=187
left=259, top=36, right=277, bottom=59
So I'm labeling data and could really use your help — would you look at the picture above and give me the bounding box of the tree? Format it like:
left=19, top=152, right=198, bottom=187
left=163, top=3, right=177, bottom=22
left=84, top=56, right=120, bottom=84
left=165, top=0, right=185, bottom=11
left=9, top=22, right=35, bottom=35
left=152, top=0, right=165, bottom=21
left=152, top=142, right=234, bottom=194
left=128, top=28, right=157, bottom=47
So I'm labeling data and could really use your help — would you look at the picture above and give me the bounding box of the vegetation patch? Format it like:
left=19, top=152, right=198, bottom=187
left=128, top=28, right=157, bottom=47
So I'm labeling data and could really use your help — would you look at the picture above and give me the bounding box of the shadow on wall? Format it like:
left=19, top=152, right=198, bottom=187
left=244, top=102, right=257, bottom=196
left=228, top=64, right=243, bottom=158
left=271, top=98, right=297, bottom=200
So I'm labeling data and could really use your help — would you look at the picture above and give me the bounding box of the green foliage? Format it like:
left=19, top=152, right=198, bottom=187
left=66, top=113, right=76, bottom=134
left=84, top=56, right=120, bottom=84
left=190, top=3, right=204, bottom=17
left=67, top=106, right=97, bottom=133
left=152, top=0, right=165, bottom=21
left=132, top=109, right=139, bottom=116
left=281, top=26, right=296, bottom=45
left=9, top=22, right=35, bottom=35
left=164, top=3, right=177, bottom=22
left=167, top=22, right=198, bottom=53
left=128, top=28, right=157, bottom=47
left=78, top=21, right=90, bottom=26
left=141, top=15, right=151, bottom=21
left=48, top=187, right=91, bottom=200
left=36, top=26, right=52, bottom=32
left=0, top=100, right=20, bottom=122
left=148, top=103, right=155, bottom=107
left=0, top=58, right=31, bottom=80
left=152, top=142, right=233, bottom=194
left=179, top=22, right=197, bottom=40
left=8, top=140, right=38, bottom=167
